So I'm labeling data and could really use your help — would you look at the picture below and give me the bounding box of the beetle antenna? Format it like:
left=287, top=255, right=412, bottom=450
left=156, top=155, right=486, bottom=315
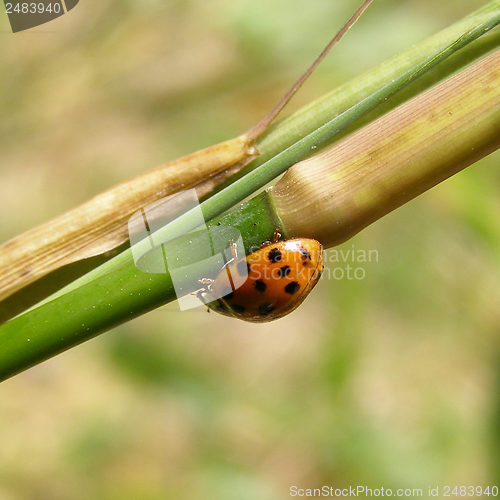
left=244, top=0, right=374, bottom=143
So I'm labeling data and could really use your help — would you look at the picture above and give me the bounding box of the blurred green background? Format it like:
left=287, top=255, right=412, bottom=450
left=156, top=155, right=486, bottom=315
left=1, top=0, right=499, bottom=498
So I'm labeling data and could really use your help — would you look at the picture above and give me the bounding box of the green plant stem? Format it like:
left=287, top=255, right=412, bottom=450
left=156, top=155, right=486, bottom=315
left=0, top=194, right=275, bottom=381
left=3, top=0, right=499, bottom=319
left=0, top=3, right=499, bottom=380
left=248, top=0, right=500, bottom=171
left=30, top=1, right=500, bottom=301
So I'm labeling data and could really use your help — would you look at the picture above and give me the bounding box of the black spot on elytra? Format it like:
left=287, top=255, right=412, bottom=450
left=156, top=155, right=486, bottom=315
left=300, top=247, right=311, bottom=264
left=254, top=280, right=267, bottom=292
left=278, top=265, right=291, bottom=278
left=231, top=304, right=246, bottom=313
left=258, top=302, right=275, bottom=316
left=237, top=260, right=250, bottom=277
left=285, top=282, right=300, bottom=295
left=268, top=248, right=282, bottom=263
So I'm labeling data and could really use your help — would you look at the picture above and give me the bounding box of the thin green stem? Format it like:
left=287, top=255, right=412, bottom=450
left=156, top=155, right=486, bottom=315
left=0, top=2, right=499, bottom=380
left=35, top=2, right=500, bottom=298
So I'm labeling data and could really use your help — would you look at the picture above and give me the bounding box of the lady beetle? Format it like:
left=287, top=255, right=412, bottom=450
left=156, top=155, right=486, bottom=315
left=202, top=235, right=324, bottom=322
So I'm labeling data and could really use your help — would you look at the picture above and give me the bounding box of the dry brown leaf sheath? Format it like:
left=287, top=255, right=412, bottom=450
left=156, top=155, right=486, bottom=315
left=0, top=0, right=374, bottom=302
